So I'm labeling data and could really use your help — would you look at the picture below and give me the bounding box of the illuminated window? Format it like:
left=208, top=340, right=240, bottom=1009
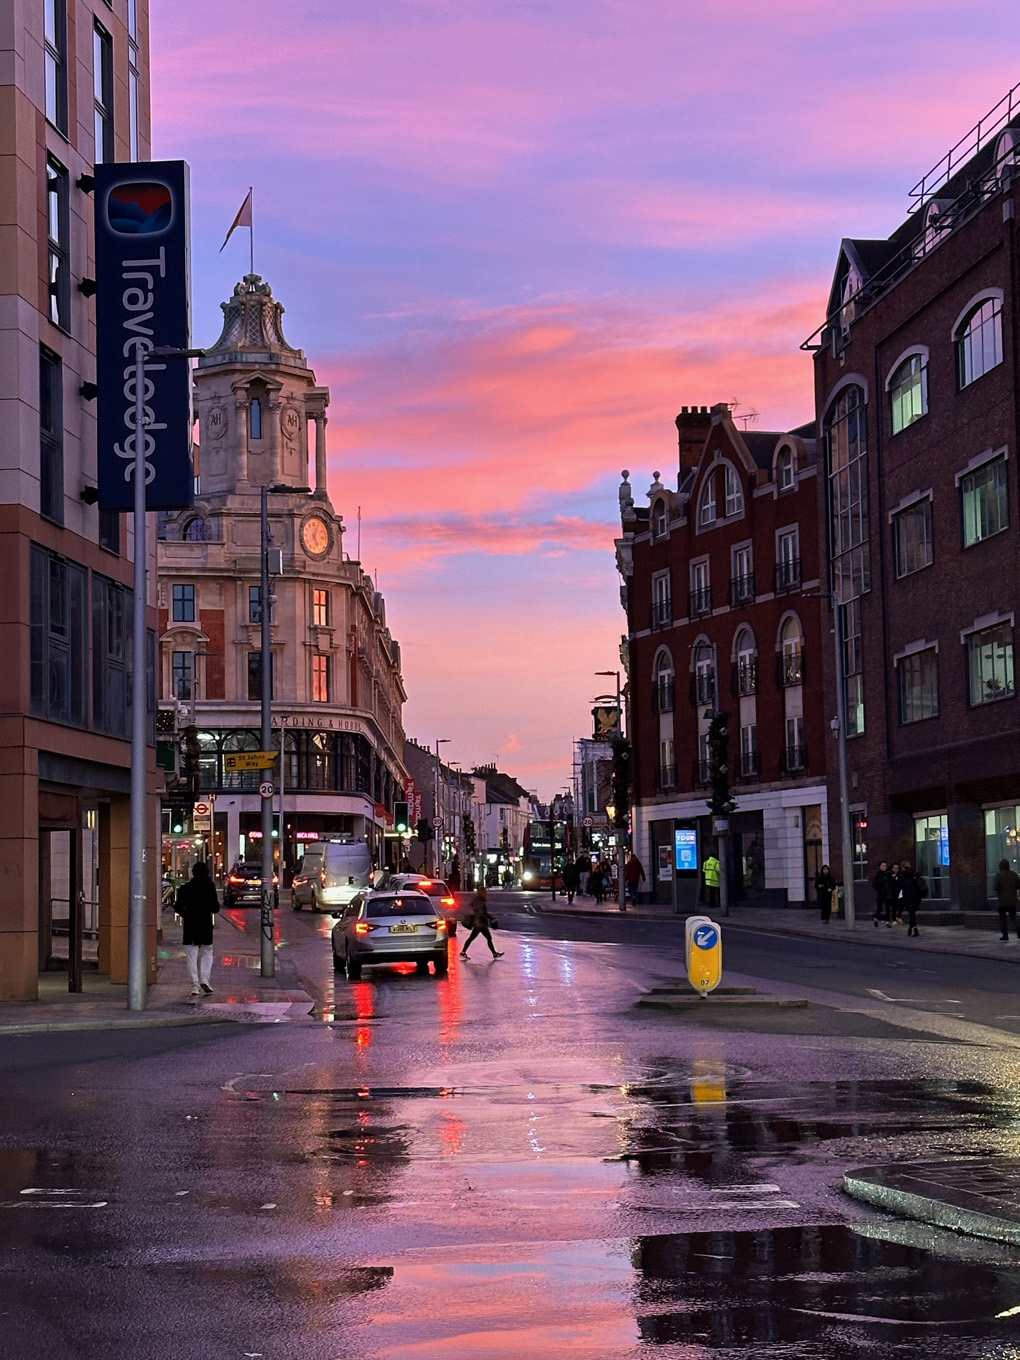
left=956, top=298, right=1003, bottom=388
left=967, top=622, right=1014, bottom=706
left=961, top=457, right=1008, bottom=546
left=46, top=158, right=70, bottom=331
left=313, top=588, right=329, bottom=627
left=889, top=354, right=927, bottom=433
left=312, top=654, right=330, bottom=703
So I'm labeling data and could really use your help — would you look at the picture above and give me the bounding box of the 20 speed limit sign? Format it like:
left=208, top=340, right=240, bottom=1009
left=259, top=781, right=275, bottom=798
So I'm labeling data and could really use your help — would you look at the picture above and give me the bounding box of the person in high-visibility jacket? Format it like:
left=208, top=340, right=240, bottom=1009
left=703, top=853, right=721, bottom=910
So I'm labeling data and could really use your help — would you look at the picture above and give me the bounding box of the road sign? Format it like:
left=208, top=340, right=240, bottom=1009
left=433, top=817, right=444, bottom=830
left=224, top=750, right=278, bottom=772
left=686, top=915, right=722, bottom=996
left=581, top=816, right=594, bottom=828
left=193, top=801, right=211, bottom=818
left=259, top=781, right=275, bottom=799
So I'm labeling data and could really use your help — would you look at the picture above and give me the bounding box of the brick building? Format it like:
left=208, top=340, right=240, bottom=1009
left=617, top=403, right=830, bottom=908
left=808, top=93, right=1020, bottom=909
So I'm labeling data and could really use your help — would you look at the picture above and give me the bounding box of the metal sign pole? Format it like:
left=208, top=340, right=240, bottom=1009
left=832, top=592, right=857, bottom=929
left=259, top=485, right=276, bottom=977
left=127, top=346, right=148, bottom=1010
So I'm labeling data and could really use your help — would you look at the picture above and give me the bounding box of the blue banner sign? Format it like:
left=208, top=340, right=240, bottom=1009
left=94, top=161, right=193, bottom=510
left=675, top=828, right=698, bottom=872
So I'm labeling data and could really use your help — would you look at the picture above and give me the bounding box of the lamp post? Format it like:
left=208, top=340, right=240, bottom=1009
left=434, top=739, right=450, bottom=877
left=596, top=669, right=627, bottom=913
left=806, top=589, right=856, bottom=929
left=258, top=482, right=311, bottom=978
left=126, top=344, right=204, bottom=1012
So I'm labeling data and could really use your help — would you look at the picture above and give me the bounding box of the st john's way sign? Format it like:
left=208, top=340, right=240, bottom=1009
left=94, top=161, right=194, bottom=511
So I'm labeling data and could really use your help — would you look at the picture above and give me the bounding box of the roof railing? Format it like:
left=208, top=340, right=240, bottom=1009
left=909, top=82, right=1020, bottom=211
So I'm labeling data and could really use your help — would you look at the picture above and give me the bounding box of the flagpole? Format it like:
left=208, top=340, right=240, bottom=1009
left=249, top=185, right=254, bottom=276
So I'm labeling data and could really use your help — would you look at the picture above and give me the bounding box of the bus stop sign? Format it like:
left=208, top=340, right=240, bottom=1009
left=686, top=915, right=722, bottom=996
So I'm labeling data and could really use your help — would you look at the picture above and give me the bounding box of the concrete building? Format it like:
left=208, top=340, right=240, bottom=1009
left=157, top=274, right=407, bottom=879
left=808, top=88, right=1020, bottom=909
left=616, top=405, right=830, bottom=907
left=0, top=0, right=160, bottom=998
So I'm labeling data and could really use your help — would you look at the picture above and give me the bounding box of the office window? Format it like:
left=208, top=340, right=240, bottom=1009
left=93, top=23, right=114, bottom=163
left=172, top=650, right=194, bottom=702
left=99, top=510, right=120, bottom=554
left=44, top=0, right=68, bottom=133
left=723, top=463, right=743, bottom=517
left=248, top=585, right=262, bottom=623
left=248, top=651, right=274, bottom=701
left=967, top=622, right=1015, bottom=706
left=962, top=457, right=1008, bottom=546
left=127, top=0, right=140, bottom=160
left=312, top=654, right=330, bottom=703
left=956, top=298, right=1003, bottom=389
left=842, top=596, right=865, bottom=735
left=313, top=588, right=330, bottom=627
left=890, top=354, right=928, bottom=434
left=249, top=398, right=262, bottom=440
left=93, top=575, right=130, bottom=735
left=46, top=158, right=70, bottom=331
left=39, top=347, right=63, bottom=523
left=824, top=384, right=870, bottom=603
left=29, top=544, right=88, bottom=726
left=172, top=584, right=196, bottom=622
left=897, top=648, right=939, bottom=724
left=893, top=499, right=933, bottom=577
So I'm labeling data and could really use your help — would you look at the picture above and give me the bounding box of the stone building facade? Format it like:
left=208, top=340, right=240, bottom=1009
left=157, top=275, right=407, bottom=879
left=0, top=0, right=160, bottom=998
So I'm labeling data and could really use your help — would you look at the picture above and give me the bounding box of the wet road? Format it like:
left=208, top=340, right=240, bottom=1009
left=7, top=903, right=1020, bottom=1356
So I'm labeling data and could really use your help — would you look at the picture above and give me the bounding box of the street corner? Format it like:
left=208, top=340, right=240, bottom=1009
left=844, top=1157, right=1020, bottom=1247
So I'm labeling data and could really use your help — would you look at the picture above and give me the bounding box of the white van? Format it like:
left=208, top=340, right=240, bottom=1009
left=292, top=838, right=373, bottom=912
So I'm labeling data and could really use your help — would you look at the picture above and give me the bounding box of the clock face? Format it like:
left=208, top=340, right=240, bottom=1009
left=301, top=517, right=330, bottom=557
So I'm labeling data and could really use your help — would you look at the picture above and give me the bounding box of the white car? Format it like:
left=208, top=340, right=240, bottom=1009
left=331, top=890, right=450, bottom=978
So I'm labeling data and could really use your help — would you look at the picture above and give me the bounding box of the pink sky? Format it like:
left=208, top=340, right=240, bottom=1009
left=151, top=1, right=1020, bottom=796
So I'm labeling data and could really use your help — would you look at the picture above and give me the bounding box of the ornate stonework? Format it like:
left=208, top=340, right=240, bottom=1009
left=206, top=273, right=306, bottom=364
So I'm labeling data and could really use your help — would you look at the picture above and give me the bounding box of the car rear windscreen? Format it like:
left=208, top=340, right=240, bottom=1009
left=367, top=897, right=434, bottom=918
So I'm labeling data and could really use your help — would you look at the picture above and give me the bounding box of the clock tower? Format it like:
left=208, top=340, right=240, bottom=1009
left=155, top=276, right=407, bottom=881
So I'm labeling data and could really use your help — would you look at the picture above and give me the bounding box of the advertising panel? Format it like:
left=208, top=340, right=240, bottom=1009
left=94, top=161, right=194, bottom=510
left=675, top=828, right=698, bottom=872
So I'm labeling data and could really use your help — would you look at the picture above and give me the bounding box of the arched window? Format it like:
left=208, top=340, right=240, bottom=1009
left=698, top=474, right=717, bottom=527
left=776, top=446, right=795, bottom=492
left=249, top=396, right=263, bottom=440
left=888, top=353, right=928, bottom=433
left=734, top=626, right=757, bottom=696
left=779, top=615, right=804, bottom=687
left=654, top=648, right=674, bottom=714
left=652, top=498, right=668, bottom=540
left=956, top=297, right=1003, bottom=388
left=183, top=517, right=205, bottom=542
left=996, top=129, right=1020, bottom=186
left=723, top=463, right=743, bottom=517
left=693, top=640, right=715, bottom=707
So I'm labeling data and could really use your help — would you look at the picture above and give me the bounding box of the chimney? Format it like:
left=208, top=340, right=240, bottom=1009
left=674, top=404, right=713, bottom=474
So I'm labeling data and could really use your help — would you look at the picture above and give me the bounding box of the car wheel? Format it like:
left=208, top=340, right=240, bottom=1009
left=433, top=954, right=448, bottom=977
left=415, top=958, right=430, bottom=975
left=345, top=947, right=362, bottom=981
left=292, top=895, right=302, bottom=911
left=310, top=892, right=320, bottom=914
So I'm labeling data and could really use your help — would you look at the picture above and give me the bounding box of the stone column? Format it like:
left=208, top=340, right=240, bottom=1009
left=314, top=414, right=329, bottom=498
left=268, top=396, right=283, bottom=484
left=234, top=395, right=249, bottom=487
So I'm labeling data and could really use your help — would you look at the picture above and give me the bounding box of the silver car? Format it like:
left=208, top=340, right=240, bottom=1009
left=331, top=891, right=450, bottom=979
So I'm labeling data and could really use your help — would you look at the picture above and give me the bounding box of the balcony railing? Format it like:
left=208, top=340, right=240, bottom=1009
left=653, top=680, right=675, bottom=714
left=780, top=743, right=808, bottom=776
left=655, top=764, right=677, bottom=792
left=728, top=573, right=755, bottom=607
left=688, top=586, right=712, bottom=618
left=651, top=598, right=672, bottom=630
left=693, top=759, right=712, bottom=788
left=734, top=659, right=757, bottom=697
left=738, top=748, right=760, bottom=781
left=774, top=558, right=802, bottom=594
left=693, top=673, right=716, bottom=707
left=777, top=646, right=805, bottom=687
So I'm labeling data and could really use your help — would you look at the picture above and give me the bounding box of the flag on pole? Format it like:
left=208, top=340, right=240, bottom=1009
left=219, top=189, right=253, bottom=252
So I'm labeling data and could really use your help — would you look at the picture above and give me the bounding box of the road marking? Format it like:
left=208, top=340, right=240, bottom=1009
left=866, top=988, right=962, bottom=1005
left=221, top=1072, right=275, bottom=1092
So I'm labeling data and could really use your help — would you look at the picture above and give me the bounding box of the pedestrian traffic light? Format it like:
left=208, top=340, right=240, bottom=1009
left=394, top=800, right=410, bottom=834
left=416, top=817, right=432, bottom=842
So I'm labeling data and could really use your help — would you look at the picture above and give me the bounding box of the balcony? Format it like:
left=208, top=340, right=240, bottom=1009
left=653, top=680, right=675, bottom=714
left=655, top=764, right=677, bottom=792
left=777, top=646, right=805, bottom=687
left=780, top=743, right=808, bottom=776
left=734, top=659, right=757, bottom=697
left=774, top=558, right=802, bottom=594
left=738, top=748, right=760, bottom=781
left=693, top=673, right=716, bottom=707
left=650, top=598, right=673, bottom=630
left=688, top=586, right=712, bottom=618
left=728, top=573, right=755, bottom=607
left=693, top=759, right=711, bottom=788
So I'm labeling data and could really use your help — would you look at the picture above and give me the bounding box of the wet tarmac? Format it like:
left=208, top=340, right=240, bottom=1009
left=7, top=913, right=1020, bottom=1355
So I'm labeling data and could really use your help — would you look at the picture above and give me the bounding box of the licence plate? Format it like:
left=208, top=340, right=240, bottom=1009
left=390, top=923, right=417, bottom=934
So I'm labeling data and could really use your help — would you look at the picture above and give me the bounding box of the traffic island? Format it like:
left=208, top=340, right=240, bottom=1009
left=638, top=985, right=808, bottom=1010
left=844, top=1158, right=1020, bottom=1246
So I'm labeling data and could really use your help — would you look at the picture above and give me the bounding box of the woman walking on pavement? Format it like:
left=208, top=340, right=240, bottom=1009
left=994, top=858, right=1020, bottom=941
left=897, top=859, right=928, bottom=936
left=871, top=860, right=895, bottom=927
left=815, top=864, right=837, bottom=923
left=460, top=885, right=503, bottom=961
left=175, top=859, right=220, bottom=995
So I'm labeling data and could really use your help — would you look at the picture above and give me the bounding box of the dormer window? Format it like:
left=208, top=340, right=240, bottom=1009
left=652, top=498, right=668, bottom=540
left=723, top=463, right=743, bottom=517
left=777, top=447, right=795, bottom=491
left=698, top=474, right=717, bottom=527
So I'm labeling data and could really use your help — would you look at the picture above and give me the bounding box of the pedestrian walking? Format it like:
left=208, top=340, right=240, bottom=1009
left=703, top=853, right=721, bottom=910
left=588, top=863, right=605, bottom=903
left=576, top=851, right=591, bottom=895
left=897, top=859, right=928, bottom=936
left=561, top=858, right=580, bottom=904
left=888, top=863, right=902, bottom=921
left=994, top=858, right=1020, bottom=941
left=175, top=860, right=220, bottom=996
left=871, top=860, right=896, bottom=927
left=459, top=885, right=503, bottom=960
left=815, top=864, right=837, bottom=923
left=625, top=851, right=646, bottom=906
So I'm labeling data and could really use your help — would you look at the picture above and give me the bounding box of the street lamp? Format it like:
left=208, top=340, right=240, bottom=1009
left=258, top=482, right=311, bottom=978
left=434, top=739, right=450, bottom=877
left=596, top=669, right=627, bottom=913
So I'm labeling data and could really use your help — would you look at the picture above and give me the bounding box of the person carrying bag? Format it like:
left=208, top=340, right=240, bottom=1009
left=459, top=885, right=503, bottom=961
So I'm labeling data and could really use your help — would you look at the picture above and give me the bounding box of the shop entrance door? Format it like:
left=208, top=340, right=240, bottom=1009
left=802, top=804, right=823, bottom=907
left=38, top=827, right=83, bottom=990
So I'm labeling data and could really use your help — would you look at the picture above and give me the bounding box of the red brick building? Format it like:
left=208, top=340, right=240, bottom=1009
left=617, top=403, right=830, bottom=908
left=809, top=94, right=1020, bottom=909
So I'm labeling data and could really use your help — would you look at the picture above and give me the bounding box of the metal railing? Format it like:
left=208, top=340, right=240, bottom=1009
left=910, top=82, right=1020, bottom=210
left=774, top=558, right=802, bottom=594
left=728, top=573, right=755, bottom=607
left=651, top=599, right=672, bottom=630
left=781, top=744, right=808, bottom=776
left=655, top=764, right=677, bottom=792
left=693, top=673, right=716, bottom=707
left=693, top=759, right=711, bottom=788
left=777, top=647, right=804, bottom=688
left=688, top=586, right=712, bottom=618
left=734, top=660, right=757, bottom=696
left=738, top=748, right=760, bottom=781
left=653, top=680, right=675, bottom=714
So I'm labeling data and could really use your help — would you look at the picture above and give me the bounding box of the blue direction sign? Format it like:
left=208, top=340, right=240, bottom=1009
left=687, top=915, right=723, bottom=995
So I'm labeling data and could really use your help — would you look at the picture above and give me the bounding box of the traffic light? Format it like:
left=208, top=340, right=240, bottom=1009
left=706, top=709, right=737, bottom=817
left=394, top=800, right=410, bottom=834
left=464, top=815, right=476, bottom=854
left=611, top=739, right=631, bottom=828
left=168, top=797, right=191, bottom=835
left=417, top=818, right=432, bottom=842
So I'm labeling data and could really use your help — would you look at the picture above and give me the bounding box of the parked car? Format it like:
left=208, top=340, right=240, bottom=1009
left=291, top=838, right=373, bottom=912
left=224, top=862, right=279, bottom=910
left=331, top=891, right=449, bottom=978
left=375, top=874, right=460, bottom=935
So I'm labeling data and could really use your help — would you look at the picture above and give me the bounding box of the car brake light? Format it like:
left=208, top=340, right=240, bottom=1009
left=441, top=897, right=455, bottom=906
left=418, top=879, right=432, bottom=887
left=320, top=870, right=327, bottom=885
left=228, top=875, right=244, bottom=884
left=354, top=921, right=375, bottom=935
left=434, top=919, right=448, bottom=930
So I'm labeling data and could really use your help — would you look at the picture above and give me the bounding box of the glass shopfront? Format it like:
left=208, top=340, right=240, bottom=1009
left=986, top=805, right=1020, bottom=898
left=914, top=812, right=949, bottom=899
